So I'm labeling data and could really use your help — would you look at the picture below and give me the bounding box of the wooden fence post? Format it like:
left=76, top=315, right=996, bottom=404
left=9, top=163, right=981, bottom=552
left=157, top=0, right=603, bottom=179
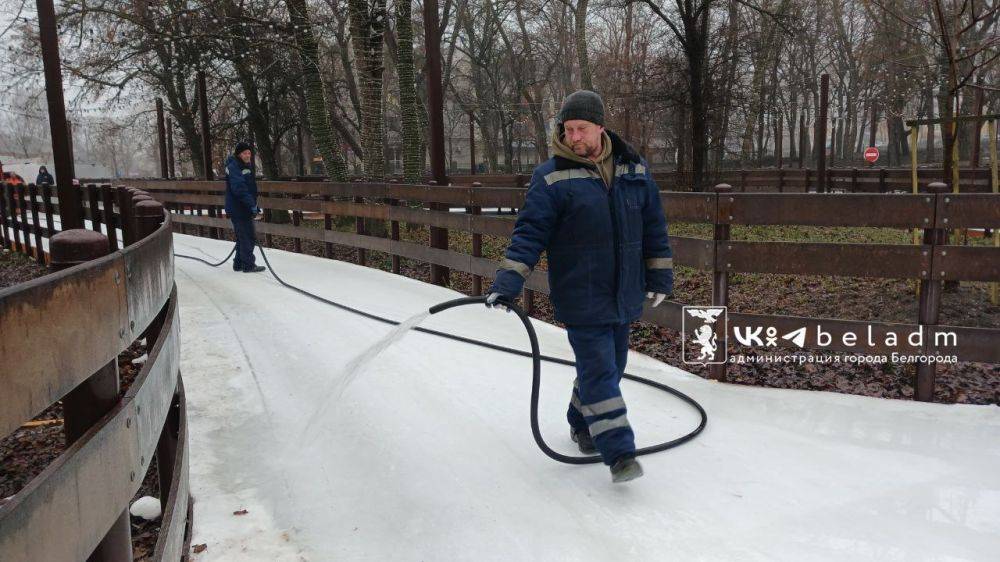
left=709, top=183, right=732, bottom=382
left=0, top=183, right=9, bottom=251
left=99, top=185, right=117, bottom=251
left=323, top=195, right=334, bottom=259
left=28, top=184, right=44, bottom=262
left=915, top=181, right=950, bottom=402
left=388, top=180, right=401, bottom=275
left=86, top=184, right=102, bottom=233
left=50, top=228, right=133, bottom=562
left=17, top=184, right=31, bottom=258
left=471, top=181, right=483, bottom=295
left=292, top=209, right=303, bottom=254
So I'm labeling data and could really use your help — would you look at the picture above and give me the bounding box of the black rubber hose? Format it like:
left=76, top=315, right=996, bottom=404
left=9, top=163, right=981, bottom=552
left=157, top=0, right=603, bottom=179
left=175, top=244, right=708, bottom=465
left=429, top=296, right=707, bottom=464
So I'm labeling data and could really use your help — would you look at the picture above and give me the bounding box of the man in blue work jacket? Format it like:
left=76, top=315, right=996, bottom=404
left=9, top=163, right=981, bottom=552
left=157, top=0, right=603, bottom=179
left=487, top=90, right=673, bottom=483
left=225, top=142, right=265, bottom=273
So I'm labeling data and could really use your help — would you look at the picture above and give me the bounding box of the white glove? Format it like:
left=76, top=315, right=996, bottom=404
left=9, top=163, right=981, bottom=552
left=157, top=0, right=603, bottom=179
left=646, top=292, right=667, bottom=307
left=485, top=292, right=512, bottom=313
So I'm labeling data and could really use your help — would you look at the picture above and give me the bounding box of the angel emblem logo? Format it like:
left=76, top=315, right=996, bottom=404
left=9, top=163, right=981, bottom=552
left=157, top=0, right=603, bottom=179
left=682, top=306, right=727, bottom=364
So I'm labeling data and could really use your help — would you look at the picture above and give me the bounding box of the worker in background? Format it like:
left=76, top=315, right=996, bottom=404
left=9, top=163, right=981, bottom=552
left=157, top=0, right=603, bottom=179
left=35, top=166, right=54, bottom=186
left=486, top=90, right=673, bottom=483
left=225, top=142, right=265, bottom=273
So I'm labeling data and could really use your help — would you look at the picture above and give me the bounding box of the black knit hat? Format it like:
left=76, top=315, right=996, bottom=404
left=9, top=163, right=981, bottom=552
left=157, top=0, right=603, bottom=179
left=234, top=141, right=252, bottom=155
left=557, top=90, right=605, bottom=127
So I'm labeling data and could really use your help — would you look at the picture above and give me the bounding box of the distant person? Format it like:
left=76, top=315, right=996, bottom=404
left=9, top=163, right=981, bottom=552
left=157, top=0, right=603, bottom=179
left=486, top=90, right=673, bottom=483
left=224, top=142, right=265, bottom=273
left=35, top=166, right=54, bottom=185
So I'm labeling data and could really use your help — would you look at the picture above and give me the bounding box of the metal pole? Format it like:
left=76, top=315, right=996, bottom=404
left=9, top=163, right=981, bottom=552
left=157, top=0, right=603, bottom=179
left=468, top=110, right=476, bottom=175
left=868, top=103, right=877, bottom=168
left=990, top=119, right=998, bottom=306
left=296, top=123, right=305, bottom=177
left=198, top=70, right=214, bottom=180
left=798, top=113, right=805, bottom=169
left=424, top=0, right=449, bottom=285
left=36, top=0, right=82, bottom=229
left=166, top=118, right=176, bottom=179
left=816, top=74, right=829, bottom=193
left=971, top=83, right=984, bottom=168
left=156, top=98, right=168, bottom=179
left=775, top=113, right=783, bottom=169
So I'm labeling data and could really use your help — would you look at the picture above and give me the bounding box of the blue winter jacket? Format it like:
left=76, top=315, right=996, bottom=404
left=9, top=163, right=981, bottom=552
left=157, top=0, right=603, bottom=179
left=224, top=155, right=257, bottom=218
left=488, top=130, right=673, bottom=326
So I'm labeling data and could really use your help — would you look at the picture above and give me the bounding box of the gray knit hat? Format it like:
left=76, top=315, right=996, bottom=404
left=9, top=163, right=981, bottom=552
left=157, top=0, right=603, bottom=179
left=557, top=90, right=605, bottom=127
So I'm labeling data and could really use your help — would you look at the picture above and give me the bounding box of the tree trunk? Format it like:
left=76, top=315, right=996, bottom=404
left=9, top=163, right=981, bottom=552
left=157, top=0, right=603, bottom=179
left=574, top=0, right=593, bottom=90
left=285, top=0, right=348, bottom=180
left=396, top=0, right=422, bottom=182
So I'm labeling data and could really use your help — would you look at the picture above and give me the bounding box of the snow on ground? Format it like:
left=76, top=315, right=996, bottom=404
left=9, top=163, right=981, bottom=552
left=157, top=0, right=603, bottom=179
left=173, top=233, right=1000, bottom=562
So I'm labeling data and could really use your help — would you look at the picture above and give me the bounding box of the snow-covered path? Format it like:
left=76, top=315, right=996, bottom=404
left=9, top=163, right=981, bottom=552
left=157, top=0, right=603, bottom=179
left=173, top=233, right=1000, bottom=561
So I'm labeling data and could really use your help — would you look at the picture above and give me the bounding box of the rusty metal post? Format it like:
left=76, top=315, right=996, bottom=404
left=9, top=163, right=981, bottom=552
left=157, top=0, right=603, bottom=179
left=775, top=113, right=783, bottom=169
left=156, top=98, right=168, bottom=179
left=471, top=181, right=483, bottom=295
left=166, top=118, right=176, bottom=179
left=323, top=195, right=333, bottom=258
left=28, top=184, right=44, bottom=262
left=971, top=84, right=984, bottom=168
left=354, top=198, right=366, bottom=265
left=388, top=181, right=401, bottom=274
left=798, top=113, right=806, bottom=169
left=816, top=74, right=829, bottom=193
left=296, top=123, right=305, bottom=177
left=915, top=182, right=949, bottom=401
left=850, top=168, right=858, bottom=193
left=293, top=209, right=303, bottom=254
left=50, top=228, right=132, bottom=562
left=469, top=111, right=477, bottom=175
left=37, top=0, right=82, bottom=230
left=198, top=70, right=214, bottom=181
left=739, top=169, right=746, bottom=192
left=709, top=183, right=732, bottom=382
left=868, top=103, right=878, bottom=168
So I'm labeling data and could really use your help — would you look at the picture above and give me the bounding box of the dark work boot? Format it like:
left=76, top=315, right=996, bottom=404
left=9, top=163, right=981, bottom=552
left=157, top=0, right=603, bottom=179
left=610, top=454, right=643, bottom=483
left=570, top=428, right=597, bottom=454
left=242, top=265, right=266, bottom=273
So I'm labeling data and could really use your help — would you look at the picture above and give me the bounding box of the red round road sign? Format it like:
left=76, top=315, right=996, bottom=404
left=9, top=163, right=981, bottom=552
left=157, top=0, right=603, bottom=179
left=864, top=146, right=879, bottom=163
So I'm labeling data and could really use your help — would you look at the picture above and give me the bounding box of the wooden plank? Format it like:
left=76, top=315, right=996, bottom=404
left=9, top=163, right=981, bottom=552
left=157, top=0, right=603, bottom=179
left=0, top=254, right=129, bottom=438
left=933, top=246, right=1000, bottom=281
left=123, top=221, right=175, bottom=339
left=151, top=378, right=189, bottom=562
left=661, top=193, right=715, bottom=222
left=936, top=193, right=1000, bottom=228
left=726, top=193, right=935, bottom=228
left=718, top=241, right=930, bottom=279
left=0, top=397, right=138, bottom=561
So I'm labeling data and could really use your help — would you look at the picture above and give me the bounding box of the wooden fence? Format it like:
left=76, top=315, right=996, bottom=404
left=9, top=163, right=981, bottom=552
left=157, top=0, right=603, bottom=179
left=130, top=178, right=1000, bottom=402
left=0, top=182, right=191, bottom=561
